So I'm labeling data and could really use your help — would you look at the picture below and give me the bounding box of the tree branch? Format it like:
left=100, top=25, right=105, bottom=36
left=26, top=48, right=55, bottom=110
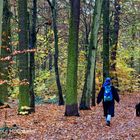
left=46, top=0, right=54, bottom=9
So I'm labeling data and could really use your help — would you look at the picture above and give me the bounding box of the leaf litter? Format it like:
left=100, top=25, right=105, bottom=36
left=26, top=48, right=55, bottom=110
left=0, top=92, right=139, bottom=140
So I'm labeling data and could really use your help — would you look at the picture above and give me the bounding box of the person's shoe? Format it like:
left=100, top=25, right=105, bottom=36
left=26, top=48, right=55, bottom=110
left=106, top=121, right=110, bottom=126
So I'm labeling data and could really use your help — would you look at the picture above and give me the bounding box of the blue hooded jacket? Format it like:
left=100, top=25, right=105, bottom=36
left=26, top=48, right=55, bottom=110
left=97, top=78, right=120, bottom=117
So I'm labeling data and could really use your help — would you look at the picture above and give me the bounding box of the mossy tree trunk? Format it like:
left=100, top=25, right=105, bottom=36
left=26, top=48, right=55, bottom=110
left=18, top=0, right=30, bottom=115
left=65, top=0, right=80, bottom=116
left=0, top=0, right=11, bottom=103
left=110, top=0, right=120, bottom=88
left=29, top=0, right=37, bottom=113
left=47, top=0, right=64, bottom=105
left=79, top=0, right=103, bottom=109
left=103, top=0, right=110, bottom=82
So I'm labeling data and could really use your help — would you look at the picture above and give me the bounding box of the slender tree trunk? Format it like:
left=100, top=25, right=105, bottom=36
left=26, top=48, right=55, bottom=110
left=110, top=0, right=120, bottom=88
left=18, top=0, right=30, bottom=115
left=44, top=25, right=53, bottom=71
left=79, top=0, right=103, bottom=109
left=82, top=0, right=91, bottom=59
left=0, top=0, right=3, bottom=47
left=103, top=0, right=110, bottom=81
left=0, top=2, right=3, bottom=103
left=129, top=25, right=136, bottom=92
left=65, top=0, right=80, bottom=116
left=48, top=51, right=53, bottom=71
left=0, top=0, right=11, bottom=103
left=51, top=0, right=64, bottom=105
left=29, top=0, right=37, bottom=113
left=85, top=32, right=89, bottom=59
left=91, top=58, right=96, bottom=106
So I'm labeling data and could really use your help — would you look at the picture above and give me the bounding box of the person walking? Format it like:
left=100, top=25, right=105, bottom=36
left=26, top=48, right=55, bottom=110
left=97, top=77, right=120, bottom=126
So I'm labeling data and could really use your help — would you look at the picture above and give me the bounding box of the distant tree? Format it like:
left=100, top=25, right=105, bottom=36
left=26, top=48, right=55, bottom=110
left=103, top=0, right=110, bottom=81
left=18, top=0, right=30, bottom=115
left=79, top=0, right=103, bottom=109
left=47, top=0, right=64, bottom=105
left=65, top=0, right=80, bottom=116
left=80, top=0, right=92, bottom=56
left=0, top=0, right=11, bottom=103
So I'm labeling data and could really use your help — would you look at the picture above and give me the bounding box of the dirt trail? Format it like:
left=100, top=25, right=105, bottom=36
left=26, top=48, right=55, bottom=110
left=0, top=93, right=140, bottom=140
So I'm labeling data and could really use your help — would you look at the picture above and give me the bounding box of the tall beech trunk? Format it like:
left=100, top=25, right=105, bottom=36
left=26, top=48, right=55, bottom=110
left=65, top=0, right=80, bottom=116
left=29, top=0, right=37, bottom=113
left=18, top=0, right=30, bottom=114
left=0, top=0, right=11, bottom=103
left=103, top=0, right=110, bottom=81
left=79, top=0, right=103, bottom=109
left=110, top=0, right=120, bottom=88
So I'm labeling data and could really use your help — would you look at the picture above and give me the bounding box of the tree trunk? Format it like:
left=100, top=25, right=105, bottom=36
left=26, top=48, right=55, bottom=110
left=65, top=0, right=80, bottom=116
left=0, top=0, right=3, bottom=47
left=0, top=0, right=11, bottom=103
left=48, top=51, right=53, bottom=71
left=51, top=0, right=64, bottom=105
left=82, top=0, right=91, bottom=59
left=103, top=0, right=110, bottom=81
left=91, top=58, right=96, bottom=106
left=29, top=0, right=37, bottom=113
left=79, top=0, right=103, bottom=109
left=110, top=0, right=120, bottom=88
left=18, top=0, right=30, bottom=115
left=129, top=25, right=136, bottom=92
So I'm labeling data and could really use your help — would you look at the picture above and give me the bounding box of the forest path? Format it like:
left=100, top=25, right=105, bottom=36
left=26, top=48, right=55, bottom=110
left=0, top=92, right=140, bottom=140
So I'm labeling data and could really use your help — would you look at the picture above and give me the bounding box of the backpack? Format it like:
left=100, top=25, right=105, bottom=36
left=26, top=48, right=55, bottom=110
left=104, top=86, right=113, bottom=102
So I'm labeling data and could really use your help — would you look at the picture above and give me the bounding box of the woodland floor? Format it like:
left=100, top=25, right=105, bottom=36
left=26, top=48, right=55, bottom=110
left=0, top=92, right=140, bottom=140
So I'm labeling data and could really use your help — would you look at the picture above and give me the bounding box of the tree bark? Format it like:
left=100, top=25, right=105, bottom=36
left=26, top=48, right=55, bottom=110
left=79, top=0, right=103, bottom=109
left=65, top=0, right=80, bottom=116
left=29, top=0, right=37, bottom=113
left=18, top=0, right=30, bottom=115
left=0, top=0, right=3, bottom=47
left=103, top=0, right=110, bottom=82
left=0, top=0, right=11, bottom=103
left=110, top=0, right=120, bottom=88
left=51, top=0, right=64, bottom=105
left=91, top=58, right=96, bottom=106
